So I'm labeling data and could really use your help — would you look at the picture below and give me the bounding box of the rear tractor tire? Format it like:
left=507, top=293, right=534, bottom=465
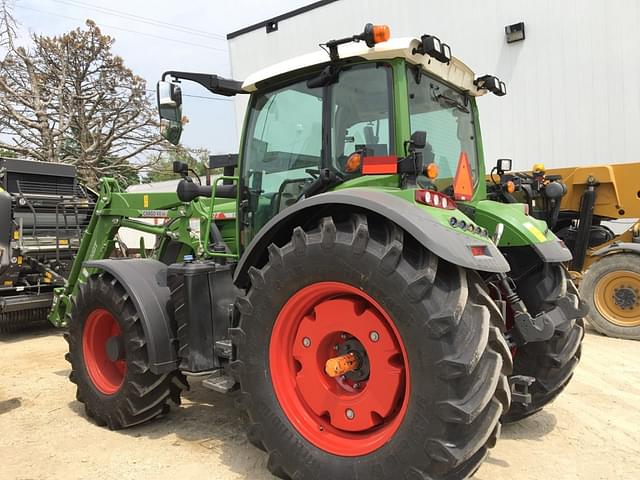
left=233, top=214, right=512, bottom=480
left=580, top=253, right=640, bottom=340
left=503, top=263, right=585, bottom=423
left=66, top=272, right=187, bottom=429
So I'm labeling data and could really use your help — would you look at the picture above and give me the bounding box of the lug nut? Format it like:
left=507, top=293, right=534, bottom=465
left=369, top=331, right=379, bottom=342
left=302, top=337, right=311, bottom=348
left=345, top=408, right=355, bottom=420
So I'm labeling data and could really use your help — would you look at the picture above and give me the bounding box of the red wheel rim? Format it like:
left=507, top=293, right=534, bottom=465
left=82, top=308, right=126, bottom=395
left=269, top=282, right=410, bottom=456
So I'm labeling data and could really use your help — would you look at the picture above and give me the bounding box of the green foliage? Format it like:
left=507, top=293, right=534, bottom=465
left=144, top=147, right=209, bottom=183
left=0, top=148, right=16, bottom=158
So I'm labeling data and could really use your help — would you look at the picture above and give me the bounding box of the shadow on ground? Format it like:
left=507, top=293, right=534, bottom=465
left=0, top=396, right=22, bottom=415
left=501, top=410, right=557, bottom=441
left=0, top=325, right=59, bottom=345
left=67, top=382, right=274, bottom=479
left=473, top=411, right=558, bottom=478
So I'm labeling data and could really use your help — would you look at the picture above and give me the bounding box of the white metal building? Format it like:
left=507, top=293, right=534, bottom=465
left=227, top=0, right=640, bottom=172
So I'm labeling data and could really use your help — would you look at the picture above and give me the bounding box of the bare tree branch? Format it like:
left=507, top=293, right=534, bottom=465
left=0, top=16, right=164, bottom=187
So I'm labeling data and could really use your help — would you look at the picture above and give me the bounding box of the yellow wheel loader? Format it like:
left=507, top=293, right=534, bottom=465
left=489, top=161, right=640, bottom=340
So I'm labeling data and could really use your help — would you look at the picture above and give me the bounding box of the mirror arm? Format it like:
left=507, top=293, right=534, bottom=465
left=162, top=71, right=245, bottom=97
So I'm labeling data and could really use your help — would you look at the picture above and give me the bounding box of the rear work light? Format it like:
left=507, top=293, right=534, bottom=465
left=415, top=189, right=456, bottom=210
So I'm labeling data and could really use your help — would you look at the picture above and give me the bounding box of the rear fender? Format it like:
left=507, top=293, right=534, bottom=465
left=473, top=200, right=572, bottom=263
left=591, top=242, right=640, bottom=257
left=233, top=189, right=510, bottom=289
left=83, top=258, right=178, bottom=374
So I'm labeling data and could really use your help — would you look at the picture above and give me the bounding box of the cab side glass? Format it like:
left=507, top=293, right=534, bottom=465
left=330, top=63, right=394, bottom=172
left=242, top=81, right=322, bottom=238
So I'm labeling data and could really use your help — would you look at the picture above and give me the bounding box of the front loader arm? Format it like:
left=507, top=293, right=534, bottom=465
left=48, top=178, right=188, bottom=327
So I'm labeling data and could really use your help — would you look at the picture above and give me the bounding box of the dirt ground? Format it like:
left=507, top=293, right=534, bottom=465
left=1, top=324, right=639, bottom=480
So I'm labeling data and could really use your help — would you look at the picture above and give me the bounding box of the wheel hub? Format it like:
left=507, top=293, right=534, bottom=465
left=595, top=270, right=640, bottom=327
left=106, top=335, right=126, bottom=362
left=613, top=286, right=638, bottom=310
left=269, top=282, right=410, bottom=456
left=328, top=335, right=370, bottom=382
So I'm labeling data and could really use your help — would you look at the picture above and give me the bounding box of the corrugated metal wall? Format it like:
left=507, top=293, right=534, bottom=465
left=228, top=0, right=640, bottom=171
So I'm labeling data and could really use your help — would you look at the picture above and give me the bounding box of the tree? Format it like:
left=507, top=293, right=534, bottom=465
left=144, top=146, right=210, bottom=183
left=0, top=11, right=162, bottom=187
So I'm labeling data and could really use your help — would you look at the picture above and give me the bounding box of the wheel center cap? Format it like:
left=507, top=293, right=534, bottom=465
left=105, top=335, right=126, bottom=362
left=613, top=286, right=638, bottom=310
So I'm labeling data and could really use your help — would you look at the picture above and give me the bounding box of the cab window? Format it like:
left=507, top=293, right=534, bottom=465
left=242, top=81, right=322, bottom=235
left=329, top=63, right=394, bottom=173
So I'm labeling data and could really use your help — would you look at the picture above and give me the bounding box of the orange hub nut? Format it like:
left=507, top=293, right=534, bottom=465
left=269, top=282, right=410, bottom=457
left=325, top=352, right=360, bottom=378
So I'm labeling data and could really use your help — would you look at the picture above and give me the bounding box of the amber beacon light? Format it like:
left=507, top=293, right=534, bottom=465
left=362, top=23, right=391, bottom=47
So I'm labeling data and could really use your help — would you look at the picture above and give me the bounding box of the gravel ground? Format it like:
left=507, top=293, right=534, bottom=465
left=1, top=324, right=639, bottom=480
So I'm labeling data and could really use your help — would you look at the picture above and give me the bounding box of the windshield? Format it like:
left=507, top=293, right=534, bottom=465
left=407, top=65, right=479, bottom=191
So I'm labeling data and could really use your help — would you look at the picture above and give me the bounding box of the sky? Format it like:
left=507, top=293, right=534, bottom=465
left=12, top=0, right=311, bottom=154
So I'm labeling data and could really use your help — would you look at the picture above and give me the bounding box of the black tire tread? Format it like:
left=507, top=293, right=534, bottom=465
left=503, top=268, right=584, bottom=423
left=580, top=253, right=640, bottom=340
left=67, top=272, right=186, bottom=430
left=234, top=213, right=511, bottom=480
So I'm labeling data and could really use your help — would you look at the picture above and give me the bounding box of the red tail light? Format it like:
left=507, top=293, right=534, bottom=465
left=415, top=189, right=456, bottom=210
left=470, top=245, right=487, bottom=257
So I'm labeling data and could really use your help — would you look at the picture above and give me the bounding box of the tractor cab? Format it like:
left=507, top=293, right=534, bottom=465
left=157, top=24, right=509, bottom=246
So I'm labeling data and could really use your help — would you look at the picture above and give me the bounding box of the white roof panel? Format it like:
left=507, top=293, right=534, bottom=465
left=242, top=37, right=486, bottom=97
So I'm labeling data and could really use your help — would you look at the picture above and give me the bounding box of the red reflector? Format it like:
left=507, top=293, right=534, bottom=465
left=361, top=156, right=398, bottom=174
left=470, top=246, right=487, bottom=257
left=453, top=151, right=474, bottom=201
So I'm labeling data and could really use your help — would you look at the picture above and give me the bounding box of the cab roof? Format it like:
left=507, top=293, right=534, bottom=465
left=242, top=37, right=487, bottom=97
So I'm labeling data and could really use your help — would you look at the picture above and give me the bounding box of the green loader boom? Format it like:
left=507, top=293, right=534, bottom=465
left=49, top=176, right=239, bottom=327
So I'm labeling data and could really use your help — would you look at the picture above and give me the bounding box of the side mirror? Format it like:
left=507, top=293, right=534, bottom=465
left=157, top=80, right=183, bottom=145
left=496, top=158, right=512, bottom=174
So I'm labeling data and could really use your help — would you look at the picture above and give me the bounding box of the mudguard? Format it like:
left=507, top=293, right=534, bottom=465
left=592, top=242, right=640, bottom=257
left=234, top=189, right=510, bottom=288
left=83, top=258, right=178, bottom=374
left=531, top=239, right=573, bottom=263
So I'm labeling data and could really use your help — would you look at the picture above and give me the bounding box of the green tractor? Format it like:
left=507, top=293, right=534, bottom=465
left=50, top=25, right=587, bottom=479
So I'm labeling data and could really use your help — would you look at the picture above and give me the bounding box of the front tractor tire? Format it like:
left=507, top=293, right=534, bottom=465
left=503, top=263, right=585, bottom=423
left=66, top=272, right=187, bottom=429
left=580, top=253, right=640, bottom=340
left=233, top=214, right=512, bottom=480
